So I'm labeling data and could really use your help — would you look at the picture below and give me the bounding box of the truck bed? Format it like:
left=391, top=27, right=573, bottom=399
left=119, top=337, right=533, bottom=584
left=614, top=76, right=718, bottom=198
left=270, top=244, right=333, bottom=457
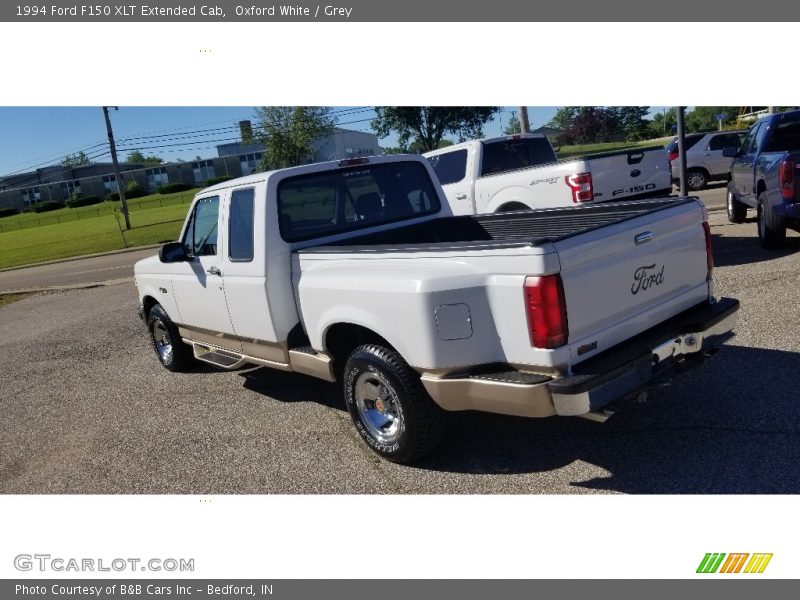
left=300, top=197, right=694, bottom=253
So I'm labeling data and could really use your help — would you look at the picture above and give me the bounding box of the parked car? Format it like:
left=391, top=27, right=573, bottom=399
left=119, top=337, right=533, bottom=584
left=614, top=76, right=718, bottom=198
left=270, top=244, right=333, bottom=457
left=424, top=134, right=671, bottom=214
left=667, top=131, right=746, bottom=191
left=134, top=154, right=738, bottom=463
left=726, top=110, right=800, bottom=247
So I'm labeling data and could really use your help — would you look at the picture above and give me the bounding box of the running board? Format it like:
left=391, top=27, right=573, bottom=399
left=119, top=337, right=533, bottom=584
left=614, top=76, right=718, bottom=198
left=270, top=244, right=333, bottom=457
left=187, top=339, right=334, bottom=381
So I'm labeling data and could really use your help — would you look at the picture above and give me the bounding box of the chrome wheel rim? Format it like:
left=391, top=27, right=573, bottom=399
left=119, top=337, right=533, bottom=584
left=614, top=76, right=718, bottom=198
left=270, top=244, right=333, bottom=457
left=354, top=372, right=401, bottom=444
left=152, top=320, right=173, bottom=363
left=728, top=191, right=734, bottom=213
left=688, top=172, right=705, bottom=190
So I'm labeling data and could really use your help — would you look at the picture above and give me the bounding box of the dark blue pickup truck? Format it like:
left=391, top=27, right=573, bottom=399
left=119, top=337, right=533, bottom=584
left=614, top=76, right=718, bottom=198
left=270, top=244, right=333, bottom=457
left=725, top=109, right=800, bottom=248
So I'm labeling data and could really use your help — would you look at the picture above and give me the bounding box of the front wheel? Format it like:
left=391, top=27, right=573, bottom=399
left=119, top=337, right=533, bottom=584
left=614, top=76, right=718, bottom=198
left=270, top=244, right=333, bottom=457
left=147, top=304, right=194, bottom=372
left=343, top=344, right=443, bottom=463
left=726, top=182, right=747, bottom=223
left=757, top=191, right=786, bottom=249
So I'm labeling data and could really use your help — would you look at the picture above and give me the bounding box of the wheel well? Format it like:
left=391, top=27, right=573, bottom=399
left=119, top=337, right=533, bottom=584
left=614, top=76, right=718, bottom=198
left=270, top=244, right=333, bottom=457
left=688, top=166, right=709, bottom=177
left=324, top=323, right=393, bottom=374
left=496, top=201, right=529, bottom=212
left=142, top=296, right=158, bottom=320
left=757, top=179, right=767, bottom=197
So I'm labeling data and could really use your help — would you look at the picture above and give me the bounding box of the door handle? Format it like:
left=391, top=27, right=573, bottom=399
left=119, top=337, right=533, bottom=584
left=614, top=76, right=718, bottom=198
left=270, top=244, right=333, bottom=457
left=455, top=193, right=468, bottom=200
left=207, top=266, right=222, bottom=276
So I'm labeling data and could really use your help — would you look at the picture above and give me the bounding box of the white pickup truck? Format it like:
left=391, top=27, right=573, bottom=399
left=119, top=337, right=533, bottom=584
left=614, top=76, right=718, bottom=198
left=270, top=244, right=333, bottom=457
left=424, top=134, right=672, bottom=214
left=134, top=154, right=738, bottom=463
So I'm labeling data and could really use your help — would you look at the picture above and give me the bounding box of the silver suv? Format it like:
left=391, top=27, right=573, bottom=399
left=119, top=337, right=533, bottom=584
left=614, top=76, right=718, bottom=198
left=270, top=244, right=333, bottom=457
left=667, top=131, right=746, bottom=190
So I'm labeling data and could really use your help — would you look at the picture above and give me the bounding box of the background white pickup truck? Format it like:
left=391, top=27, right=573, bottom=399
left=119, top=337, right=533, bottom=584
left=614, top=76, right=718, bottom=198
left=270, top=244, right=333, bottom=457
left=134, top=154, right=738, bottom=463
left=424, top=134, right=672, bottom=214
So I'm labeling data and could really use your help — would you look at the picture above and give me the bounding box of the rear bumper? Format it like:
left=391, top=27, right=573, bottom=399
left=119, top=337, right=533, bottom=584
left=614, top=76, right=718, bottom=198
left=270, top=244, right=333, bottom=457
left=420, top=297, right=739, bottom=419
left=773, top=202, right=800, bottom=219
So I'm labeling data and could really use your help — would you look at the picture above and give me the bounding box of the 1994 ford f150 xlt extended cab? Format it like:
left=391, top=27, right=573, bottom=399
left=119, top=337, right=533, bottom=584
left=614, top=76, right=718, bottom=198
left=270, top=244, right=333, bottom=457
left=423, top=133, right=672, bottom=214
left=134, top=155, right=739, bottom=463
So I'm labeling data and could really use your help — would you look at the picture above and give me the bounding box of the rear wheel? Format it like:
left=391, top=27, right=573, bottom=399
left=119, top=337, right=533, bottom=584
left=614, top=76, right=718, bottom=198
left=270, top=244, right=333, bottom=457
left=496, top=202, right=530, bottom=213
left=757, top=191, right=786, bottom=249
left=726, top=182, right=747, bottom=223
left=686, top=169, right=708, bottom=191
left=147, top=304, right=194, bottom=372
left=343, top=344, right=443, bottom=463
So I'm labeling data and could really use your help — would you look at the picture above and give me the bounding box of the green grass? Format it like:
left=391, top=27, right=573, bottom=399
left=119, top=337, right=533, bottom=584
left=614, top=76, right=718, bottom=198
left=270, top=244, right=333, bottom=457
left=556, top=136, right=672, bottom=160
left=0, top=292, right=34, bottom=308
left=0, top=189, right=196, bottom=233
left=0, top=203, right=189, bottom=269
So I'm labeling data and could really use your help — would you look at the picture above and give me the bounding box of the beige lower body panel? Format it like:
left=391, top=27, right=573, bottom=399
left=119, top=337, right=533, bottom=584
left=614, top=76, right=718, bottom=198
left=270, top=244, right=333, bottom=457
left=420, top=374, right=557, bottom=418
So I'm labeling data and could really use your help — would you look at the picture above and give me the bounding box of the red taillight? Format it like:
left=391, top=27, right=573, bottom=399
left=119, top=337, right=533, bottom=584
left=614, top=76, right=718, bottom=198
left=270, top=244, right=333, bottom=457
left=565, top=172, right=593, bottom=203
left=668, top=150, right=679, bottom=162
left=780, top=159, right=796, bottom=201
left=524, top=275, right=568, bottom=348
left=702, top=221, right=714, bottom=280
left=338, top=157, right=370, bottom=167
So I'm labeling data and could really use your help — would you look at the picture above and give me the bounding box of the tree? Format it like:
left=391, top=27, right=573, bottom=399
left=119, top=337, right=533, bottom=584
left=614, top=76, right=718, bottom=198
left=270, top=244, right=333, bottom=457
left=60, top=151, right=91, bottom=167
left=547, top=107, right=580, bottom=131
left=568, top=107, right=615, bottom=144
left=125, top=150, right=164, bottom=165
left=649, top=108, right=678, bottom=137
left=685, top=107, right=739, bottom=133
left=255, top=106, right=336, bottom=170
left=503, top=111, right=521, bottom=135
left=372, top=107, right=499, bottom=153
left=607, top=106, right=651, bottom=141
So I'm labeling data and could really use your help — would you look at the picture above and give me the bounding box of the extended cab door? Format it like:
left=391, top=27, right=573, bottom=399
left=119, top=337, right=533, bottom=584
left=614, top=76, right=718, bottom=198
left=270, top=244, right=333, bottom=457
left=731, top=123, right=761, bottom=202
left=170, top=194, right=242, bottom=351
left=426, top=146, right=474, bottom=215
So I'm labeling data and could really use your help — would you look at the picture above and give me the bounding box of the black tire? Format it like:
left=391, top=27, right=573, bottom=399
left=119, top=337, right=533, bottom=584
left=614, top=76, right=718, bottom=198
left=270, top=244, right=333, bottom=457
left=757, top=191, right=786, bottom=249
left=496, top=202, right=530, bottom=213
left=726, top=182, right=747, bottom=224
left=686, top=169, right=708, bottom=191
left=343, top=344, right=443, bottom=463
left=147, top=303, right=194, bottom=372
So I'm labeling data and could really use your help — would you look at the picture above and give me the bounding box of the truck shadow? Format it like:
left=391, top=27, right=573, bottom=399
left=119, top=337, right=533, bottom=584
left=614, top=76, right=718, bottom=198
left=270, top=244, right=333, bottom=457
left=712, top=232, right=800, bottom=267
left=240, top=368, right=345, bottom=412
left=417, top=344, right=800, bottom=493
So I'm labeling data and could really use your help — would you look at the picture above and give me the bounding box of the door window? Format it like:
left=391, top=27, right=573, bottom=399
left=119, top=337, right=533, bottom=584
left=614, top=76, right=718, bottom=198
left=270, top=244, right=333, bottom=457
left=182, top=196, right=220, bottom=257
left=708, top=133, right=741, bottom=151
left=427, top=149, right=468, bottom=185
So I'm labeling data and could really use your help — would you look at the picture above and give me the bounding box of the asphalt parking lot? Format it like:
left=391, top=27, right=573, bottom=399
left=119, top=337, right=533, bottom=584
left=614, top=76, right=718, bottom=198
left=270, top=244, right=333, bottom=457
left=1, top=208, right=799, bottom=494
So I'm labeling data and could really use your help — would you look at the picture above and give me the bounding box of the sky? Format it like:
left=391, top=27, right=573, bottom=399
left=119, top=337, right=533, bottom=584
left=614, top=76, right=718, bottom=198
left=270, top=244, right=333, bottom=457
left=0, top=106, right=661, bottom=176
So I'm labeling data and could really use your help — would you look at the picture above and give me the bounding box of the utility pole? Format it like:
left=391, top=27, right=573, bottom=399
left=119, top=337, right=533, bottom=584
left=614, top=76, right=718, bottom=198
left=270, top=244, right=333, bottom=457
left=103, top=106, right=131, bottom=230
left=676, top=107, right=688, bottom=196
left=518, top=106, right=530, bottom=134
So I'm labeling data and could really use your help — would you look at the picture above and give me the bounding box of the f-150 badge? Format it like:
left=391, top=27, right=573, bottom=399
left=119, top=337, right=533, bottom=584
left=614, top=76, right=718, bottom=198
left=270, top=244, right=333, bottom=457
left=631, top=263, right=665, bottom=295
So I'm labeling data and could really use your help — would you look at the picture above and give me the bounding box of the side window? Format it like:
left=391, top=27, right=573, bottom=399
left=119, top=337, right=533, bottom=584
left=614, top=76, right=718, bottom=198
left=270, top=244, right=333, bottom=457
left=740, top=123, right=761, bottom=155
left=427, top=149, right=468, bottom=185
left=182, top=196, right=219, bottom=257
left=752, top=123, right=769, bottom=154
left=229, top=188, right=255, bottom=262
left=708, top=134, right=729, bottom=151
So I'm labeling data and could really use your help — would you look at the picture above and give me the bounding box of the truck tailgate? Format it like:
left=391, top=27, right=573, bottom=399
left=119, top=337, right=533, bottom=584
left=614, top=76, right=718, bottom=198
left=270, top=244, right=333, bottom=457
left=587, top=147, right=671, bottom=202
left=554, top=198, right=710, bottom=366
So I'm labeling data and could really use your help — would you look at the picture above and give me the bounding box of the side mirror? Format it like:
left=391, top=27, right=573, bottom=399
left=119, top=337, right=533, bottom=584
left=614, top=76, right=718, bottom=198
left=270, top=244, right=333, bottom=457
left=159, top=241, right=189, bottom=263
left=722, top=146, right=739, bottom=158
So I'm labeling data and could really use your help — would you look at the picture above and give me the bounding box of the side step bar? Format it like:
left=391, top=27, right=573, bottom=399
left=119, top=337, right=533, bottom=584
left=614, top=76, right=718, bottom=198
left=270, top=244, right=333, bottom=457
left=188, top=340, right=335, bottom=382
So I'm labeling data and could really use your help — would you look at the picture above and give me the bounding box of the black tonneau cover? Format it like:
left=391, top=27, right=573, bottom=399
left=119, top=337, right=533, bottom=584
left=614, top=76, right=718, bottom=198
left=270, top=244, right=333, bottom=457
left=300, top=197, right=696, bottom=254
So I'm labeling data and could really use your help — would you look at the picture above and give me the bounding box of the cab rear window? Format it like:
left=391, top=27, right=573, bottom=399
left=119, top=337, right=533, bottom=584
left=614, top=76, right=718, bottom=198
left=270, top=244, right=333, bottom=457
left=277, top=161, right=440, bottom=242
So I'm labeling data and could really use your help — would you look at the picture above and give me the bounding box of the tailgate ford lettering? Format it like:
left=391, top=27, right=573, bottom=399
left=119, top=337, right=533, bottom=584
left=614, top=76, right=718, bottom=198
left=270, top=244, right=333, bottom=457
left=631, top=264, right=665, bottom=295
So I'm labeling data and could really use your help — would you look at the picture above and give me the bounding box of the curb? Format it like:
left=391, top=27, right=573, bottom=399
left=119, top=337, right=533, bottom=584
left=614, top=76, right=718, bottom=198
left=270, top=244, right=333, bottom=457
left=0, top=245, right=160, bottom=273
left=0, top=277, right=134, bottom=296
